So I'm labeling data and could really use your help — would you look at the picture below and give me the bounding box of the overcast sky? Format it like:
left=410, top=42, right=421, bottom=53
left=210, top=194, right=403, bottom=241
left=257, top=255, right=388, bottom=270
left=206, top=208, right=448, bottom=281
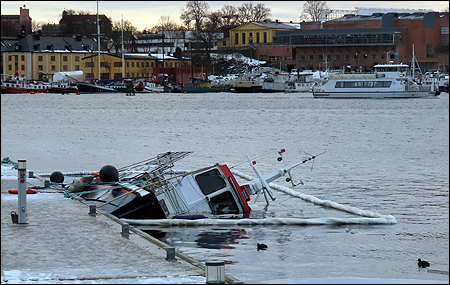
left=1, top=1, right=449, bottom=30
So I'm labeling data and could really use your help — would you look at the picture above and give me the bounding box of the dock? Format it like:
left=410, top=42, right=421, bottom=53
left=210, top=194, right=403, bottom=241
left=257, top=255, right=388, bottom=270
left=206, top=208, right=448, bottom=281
left=1, top=177, right=240, bottom=283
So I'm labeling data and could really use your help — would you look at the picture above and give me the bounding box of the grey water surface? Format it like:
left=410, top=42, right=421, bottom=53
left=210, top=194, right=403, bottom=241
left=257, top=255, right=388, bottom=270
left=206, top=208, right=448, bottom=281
left=1, top=91, right=448, bottom=283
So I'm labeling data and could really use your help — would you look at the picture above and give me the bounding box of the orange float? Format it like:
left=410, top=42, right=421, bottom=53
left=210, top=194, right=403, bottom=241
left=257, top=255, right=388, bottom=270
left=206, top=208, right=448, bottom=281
left=8, top=188, right=38, bottom=194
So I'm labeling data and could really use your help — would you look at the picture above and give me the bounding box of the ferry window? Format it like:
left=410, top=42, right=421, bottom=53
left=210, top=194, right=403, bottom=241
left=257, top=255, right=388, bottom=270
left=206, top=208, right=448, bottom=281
left=343, top=81, right=354, bottom=88
left=374, top=81, right=391, bottom=88
left=363, top=81, right=374, bottom=88
left=209, top=191, right=239, bottom=215
left=195, top=169, right=226, bottom=195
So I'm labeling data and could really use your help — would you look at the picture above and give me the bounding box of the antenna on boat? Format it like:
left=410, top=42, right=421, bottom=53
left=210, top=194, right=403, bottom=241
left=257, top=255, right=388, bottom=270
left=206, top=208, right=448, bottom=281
left=277, top=149, right=304, bottom=186
left=247, top=155, right=276, bottom=210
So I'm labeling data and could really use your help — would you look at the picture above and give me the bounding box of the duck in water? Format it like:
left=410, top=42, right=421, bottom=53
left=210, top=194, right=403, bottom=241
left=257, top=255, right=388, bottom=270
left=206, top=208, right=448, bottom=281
left=418, top=259, right=430, bottom=268
left=257, top=243, right=268, bottom=251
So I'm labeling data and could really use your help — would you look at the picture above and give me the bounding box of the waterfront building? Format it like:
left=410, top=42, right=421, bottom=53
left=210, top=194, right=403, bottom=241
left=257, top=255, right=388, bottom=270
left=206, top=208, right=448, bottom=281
left=2, top=35, right=97, bottom=81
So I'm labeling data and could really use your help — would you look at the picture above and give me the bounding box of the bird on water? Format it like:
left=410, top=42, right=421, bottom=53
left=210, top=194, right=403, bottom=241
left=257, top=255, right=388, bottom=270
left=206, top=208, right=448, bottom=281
left=418, top=258, right=430, bottom=268
left=257, top=243, right=268, bottom=251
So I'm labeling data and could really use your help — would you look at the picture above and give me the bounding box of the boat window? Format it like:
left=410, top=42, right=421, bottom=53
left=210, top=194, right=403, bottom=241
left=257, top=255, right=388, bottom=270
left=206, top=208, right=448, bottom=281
left=209, top=191, right=239, bottom=215
left=335, top=81, right=392, bottom=88
left=195, top=169, right=227, bottom=195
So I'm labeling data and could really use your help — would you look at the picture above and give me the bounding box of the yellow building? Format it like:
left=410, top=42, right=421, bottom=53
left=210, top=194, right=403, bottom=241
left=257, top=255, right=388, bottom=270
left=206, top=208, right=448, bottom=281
left=81, top=53, right=188, bottom=81
left=2, top=51, right=91, bottom=81
left=2, top=34, right=99, bottom=81
left=218, top=21, right=297, bottom=48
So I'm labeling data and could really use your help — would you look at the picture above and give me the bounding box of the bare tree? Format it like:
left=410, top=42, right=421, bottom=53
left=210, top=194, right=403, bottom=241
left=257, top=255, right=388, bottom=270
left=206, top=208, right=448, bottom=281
left=180, top=1, right=210, bottom=30
left=220, top=5, right=238, bottom=26
left=236, top=2, right=272, bottom=25
left=252, top=3, right=272, bottom=22
left=300, top=1, right=329, bottom=22
left=32, top=21, right=44, bottom=33
left=155, top=15, right=180, bottom=31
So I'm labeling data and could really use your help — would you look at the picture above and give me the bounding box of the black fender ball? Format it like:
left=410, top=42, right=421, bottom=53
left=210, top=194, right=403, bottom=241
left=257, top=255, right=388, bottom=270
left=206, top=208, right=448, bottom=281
left=99, top=165, right=119, bottom=182
left=50, top=171, right=64, bottom=183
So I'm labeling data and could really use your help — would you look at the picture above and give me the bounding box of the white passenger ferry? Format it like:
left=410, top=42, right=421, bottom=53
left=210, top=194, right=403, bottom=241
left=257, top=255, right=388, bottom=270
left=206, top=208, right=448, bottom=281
left=312, top=64, right=441, bottom=99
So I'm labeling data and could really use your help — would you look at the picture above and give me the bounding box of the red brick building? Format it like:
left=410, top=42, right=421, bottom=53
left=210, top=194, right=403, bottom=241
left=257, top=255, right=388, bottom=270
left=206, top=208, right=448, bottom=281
left=1, top=5, right=32, bottom=37
left=254, top=12, right=449, bottom=73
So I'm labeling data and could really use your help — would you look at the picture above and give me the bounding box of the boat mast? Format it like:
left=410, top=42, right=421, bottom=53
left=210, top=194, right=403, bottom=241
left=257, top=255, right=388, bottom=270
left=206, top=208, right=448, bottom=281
left=412, top=44, right=415, bottom=78
left=97, top=1, right=100, bottom=82
left=121, top=14, right=125, bottom=79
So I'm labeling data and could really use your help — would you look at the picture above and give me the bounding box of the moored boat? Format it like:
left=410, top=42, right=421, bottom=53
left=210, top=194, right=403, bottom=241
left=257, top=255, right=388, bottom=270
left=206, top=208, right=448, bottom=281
left=1, top=76, right=77, bottom=94
left=313, top=63, right=440, bottom=99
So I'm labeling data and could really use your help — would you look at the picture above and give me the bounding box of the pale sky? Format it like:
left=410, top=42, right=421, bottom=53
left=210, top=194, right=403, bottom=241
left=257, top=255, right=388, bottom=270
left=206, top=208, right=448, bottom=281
left=1, top=1, right=449, bottom=31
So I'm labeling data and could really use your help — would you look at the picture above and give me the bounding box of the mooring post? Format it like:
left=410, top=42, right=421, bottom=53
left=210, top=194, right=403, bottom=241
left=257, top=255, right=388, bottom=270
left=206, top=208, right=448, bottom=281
left=89, top=205, right=97, bottom=216
left=205, top=261, right=225, bottom=284
left=17, top=160, right=27, bottom=224
left=121, top=223, right=129, bottom=238
left=165, top=247, right=176, bottom=261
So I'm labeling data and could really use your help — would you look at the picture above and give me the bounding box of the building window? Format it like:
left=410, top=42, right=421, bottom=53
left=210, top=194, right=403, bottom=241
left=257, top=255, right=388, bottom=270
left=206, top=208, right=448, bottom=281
left=38, top=65, right=43, bottom=71
left=63, top=56, right=68, bottom=61
left=38, top=56, right=43, bottom=61
left=242, top=33, right=246, bottom=45
left=51, top=56, right=55, bottom=61
left=263, top=32, right=267, bottom=43
left=100, top=62, right=108, bottom=67
left=100, top=73, right=109, bottom=80
left=127, top=62, right=129, bottom=67
left=256, top=32, right=260, bottom=43
left=63, top=65, right=68, bottom=71
left=75, top=56, right=80, bottom=62
left=223, top=40, right=226, bottom=46
left=9, top=55, right=12, bottom=61
left=310, top=55, right=314, bottom=60
left=114, top=62, right=122, bottom=67
left=318, top=55, right=323, bottom=60
left=114, top=73, right=122, bottom=79
left=132, top=62, right=134, bottom=67
left=146, top=62, right=149, bottom=67
left=85, top=62, right=94, bottom=67
left=335, top=55, right=340, bottom=61
left=235, top=33, right=239, bottom=45
left=137, top=62, right=139, bottom=67
left=132, top=73, right=134, bottom=77
left=137, top=73, right=140, bottom=77
left=21, top=65, right=25, bottom=71
left=51, top=65, right=55, bottom=71
left=75, top=65, right=80, bottom=70
left=8, top=65, right=12, bottom=70
left=299, top=55, right=306, bottom=61
left=21, top=55, right=25, bottom=61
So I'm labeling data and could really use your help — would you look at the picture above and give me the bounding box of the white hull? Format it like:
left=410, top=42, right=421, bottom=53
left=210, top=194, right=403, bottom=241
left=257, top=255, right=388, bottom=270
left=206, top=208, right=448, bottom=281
left=313, top=90, right=438, bottom=99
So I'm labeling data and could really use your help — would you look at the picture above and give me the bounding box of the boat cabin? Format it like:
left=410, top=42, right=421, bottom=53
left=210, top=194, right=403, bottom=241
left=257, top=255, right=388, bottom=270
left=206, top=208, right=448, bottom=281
left=373, top=63, right=409, bottom=78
